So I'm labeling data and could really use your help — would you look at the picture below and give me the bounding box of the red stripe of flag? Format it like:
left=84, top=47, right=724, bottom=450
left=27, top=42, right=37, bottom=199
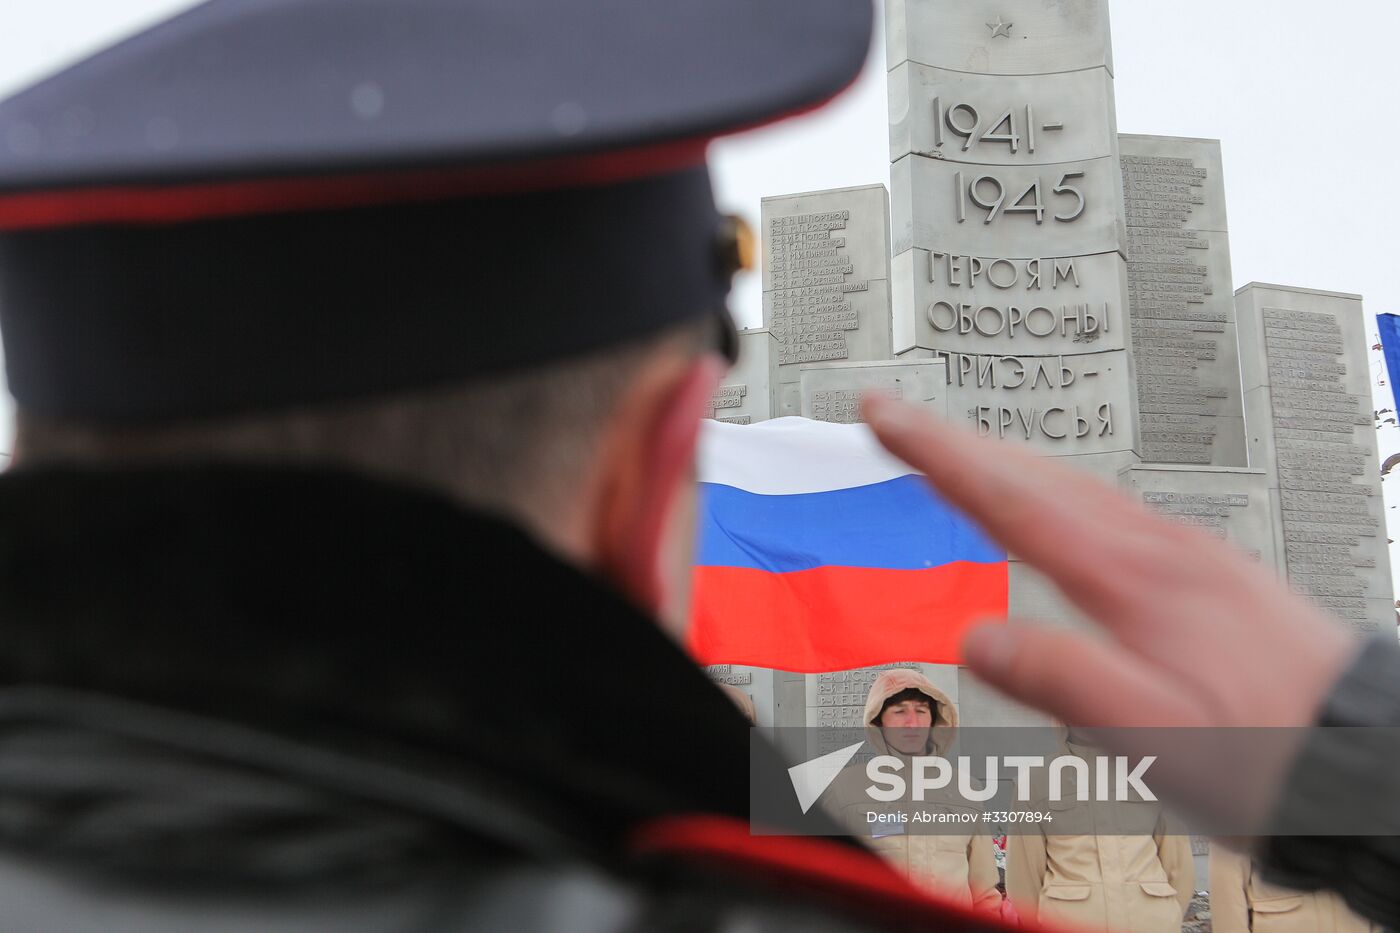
left=687, top=562, right=1008, bottom=672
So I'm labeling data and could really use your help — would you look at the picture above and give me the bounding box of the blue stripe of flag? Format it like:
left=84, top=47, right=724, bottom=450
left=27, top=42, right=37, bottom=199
left=697, top=475, right=1005, bottom=573
left=1378, top=314, right=1400, bottom=418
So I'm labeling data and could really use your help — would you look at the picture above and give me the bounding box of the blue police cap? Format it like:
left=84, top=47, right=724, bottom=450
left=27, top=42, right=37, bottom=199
left=0, top=0, right=871, bottom=421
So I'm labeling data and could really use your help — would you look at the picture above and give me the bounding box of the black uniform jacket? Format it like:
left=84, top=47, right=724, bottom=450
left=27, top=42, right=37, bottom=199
left=0, top=464, right=1008, bottom=932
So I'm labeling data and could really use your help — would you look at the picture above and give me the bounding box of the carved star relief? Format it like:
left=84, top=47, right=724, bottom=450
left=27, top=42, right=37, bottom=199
left=986, top=15, right=1013, bottom=38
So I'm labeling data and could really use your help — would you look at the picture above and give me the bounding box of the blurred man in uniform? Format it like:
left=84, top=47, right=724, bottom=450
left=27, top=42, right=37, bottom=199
left=3, top=2, right=1399, bottom=931
left=824, top=669, right=1000, bottom=913
left=1211, top=848, right=1378, bottom=933
left=0, top=2, right=1014, bottom=930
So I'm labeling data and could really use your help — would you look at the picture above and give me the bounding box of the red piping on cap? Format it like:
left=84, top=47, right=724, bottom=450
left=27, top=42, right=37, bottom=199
left=0, top=136, right=708, bottom=231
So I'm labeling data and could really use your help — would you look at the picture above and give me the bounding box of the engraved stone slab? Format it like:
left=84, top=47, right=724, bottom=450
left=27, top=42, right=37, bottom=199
left=798, top=358, right=948, bottom=424
left=806, top=663, right=957, bottom=733
left=761, top=185, right=893, bottom=416
left=1120, top=136, right=1246, bottom=468
left=891, top=247, right=1129, bottom=357
left=886, top=0, right=1113, bottom=77
left=1119, top=466, right=1277, bottom=568
left=888, top=0, right=1132, bottom=475
left=940, top=348, right=1136, bottom=457
left=744, top=0, right=1393, bottom=732
left=704, top=664, right=776, bottom=726
left=891, top=153, right=1128, bottom=259
left=706, top=329, right=778, bottom=426
left=879, top=0, right=1136, bottom=727
left=889, top=62, right=1116, bottom=166
left=1236, top=284, right=1394, bottom=636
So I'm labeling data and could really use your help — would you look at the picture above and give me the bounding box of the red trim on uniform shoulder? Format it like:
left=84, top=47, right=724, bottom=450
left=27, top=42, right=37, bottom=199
left=629, top=814, right=1030, bottom=931
left=0, top=136, right=708, bottom=231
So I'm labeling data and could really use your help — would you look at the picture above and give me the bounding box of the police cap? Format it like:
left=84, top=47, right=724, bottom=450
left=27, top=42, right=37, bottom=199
left=0, top=0, right=871, bottom=421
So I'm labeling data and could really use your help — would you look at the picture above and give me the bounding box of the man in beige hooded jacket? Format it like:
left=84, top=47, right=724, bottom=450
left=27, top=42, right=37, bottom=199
left=1006, top=733, right=1194, bottom=932
left=823, top=669, right=1000, bottom=913
left=1211, top=848, right=1377, bottom=933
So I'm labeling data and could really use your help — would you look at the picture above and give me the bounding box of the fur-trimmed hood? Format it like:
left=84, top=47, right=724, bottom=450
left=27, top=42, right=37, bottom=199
left=862, top=668, right=957, bottom=757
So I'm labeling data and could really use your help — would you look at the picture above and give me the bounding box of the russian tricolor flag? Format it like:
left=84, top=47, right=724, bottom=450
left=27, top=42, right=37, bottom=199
left=689, top=417, right=1008, bottom=672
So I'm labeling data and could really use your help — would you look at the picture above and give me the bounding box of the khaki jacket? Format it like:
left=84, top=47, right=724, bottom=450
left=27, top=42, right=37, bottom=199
left=1211, top=849, right=1377, bottom=933
left=1006, top=741, right=1193, bottom=932
left=822, top=669, right=1000, bottom=913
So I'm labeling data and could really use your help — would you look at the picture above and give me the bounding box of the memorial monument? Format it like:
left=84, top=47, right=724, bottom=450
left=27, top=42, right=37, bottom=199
left=709, top=0, right=1392, bottom=733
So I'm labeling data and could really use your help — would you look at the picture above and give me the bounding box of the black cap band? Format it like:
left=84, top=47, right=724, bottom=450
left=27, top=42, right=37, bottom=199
left=0, top=166, right=732, bottom=421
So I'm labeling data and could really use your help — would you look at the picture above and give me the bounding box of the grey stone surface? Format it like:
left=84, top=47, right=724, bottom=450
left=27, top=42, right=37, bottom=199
left=940, top=347, right=1137, bottom=457
left=703, top=664, right=775, bottom=725
left=1120, top=136, right=1247, bottom=467
left=886, top=0, right=1113, bottom=77
left=723, top=9, right=1392, bottom=729
left=957, top=647, right=1052, bottom=728
left=706, top=329, right=778, bottom=425
left=798, top=358, right=948, bottom=424
left=889, top=62, right=1117, bottom=166
left=891, top=153, right=1128, bottom=259
left=761, top=185, right=893, bottom=416
left=892, top=248, right=1129, bottom=357
left=948, top=562, right=1099, bottom=728
left=1119, top=465, right=1278, bottom=568
left=887, top=0, right=1133, bottom=479
left=1236, top=283, right=1394, bottom=637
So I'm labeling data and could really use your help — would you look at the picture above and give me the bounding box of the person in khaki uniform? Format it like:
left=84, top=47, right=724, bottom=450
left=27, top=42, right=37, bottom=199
left=1211, top=848, right=1378, bottom=933
left=1006, top=735, right=1193, bottom=932
left=823, top=669, right=1000, bottom=913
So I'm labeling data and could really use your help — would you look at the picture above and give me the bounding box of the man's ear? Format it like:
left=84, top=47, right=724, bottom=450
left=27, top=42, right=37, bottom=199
left=591, top=351, right=725, bottom=617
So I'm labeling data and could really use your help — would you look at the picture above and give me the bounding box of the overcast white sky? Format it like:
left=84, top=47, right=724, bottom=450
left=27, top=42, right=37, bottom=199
left=2, top=1, right=1399, bottom=579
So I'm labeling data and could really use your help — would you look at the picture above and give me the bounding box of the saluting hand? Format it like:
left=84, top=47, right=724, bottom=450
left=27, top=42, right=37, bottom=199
left=862, top=394, right=1362, bottom=829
